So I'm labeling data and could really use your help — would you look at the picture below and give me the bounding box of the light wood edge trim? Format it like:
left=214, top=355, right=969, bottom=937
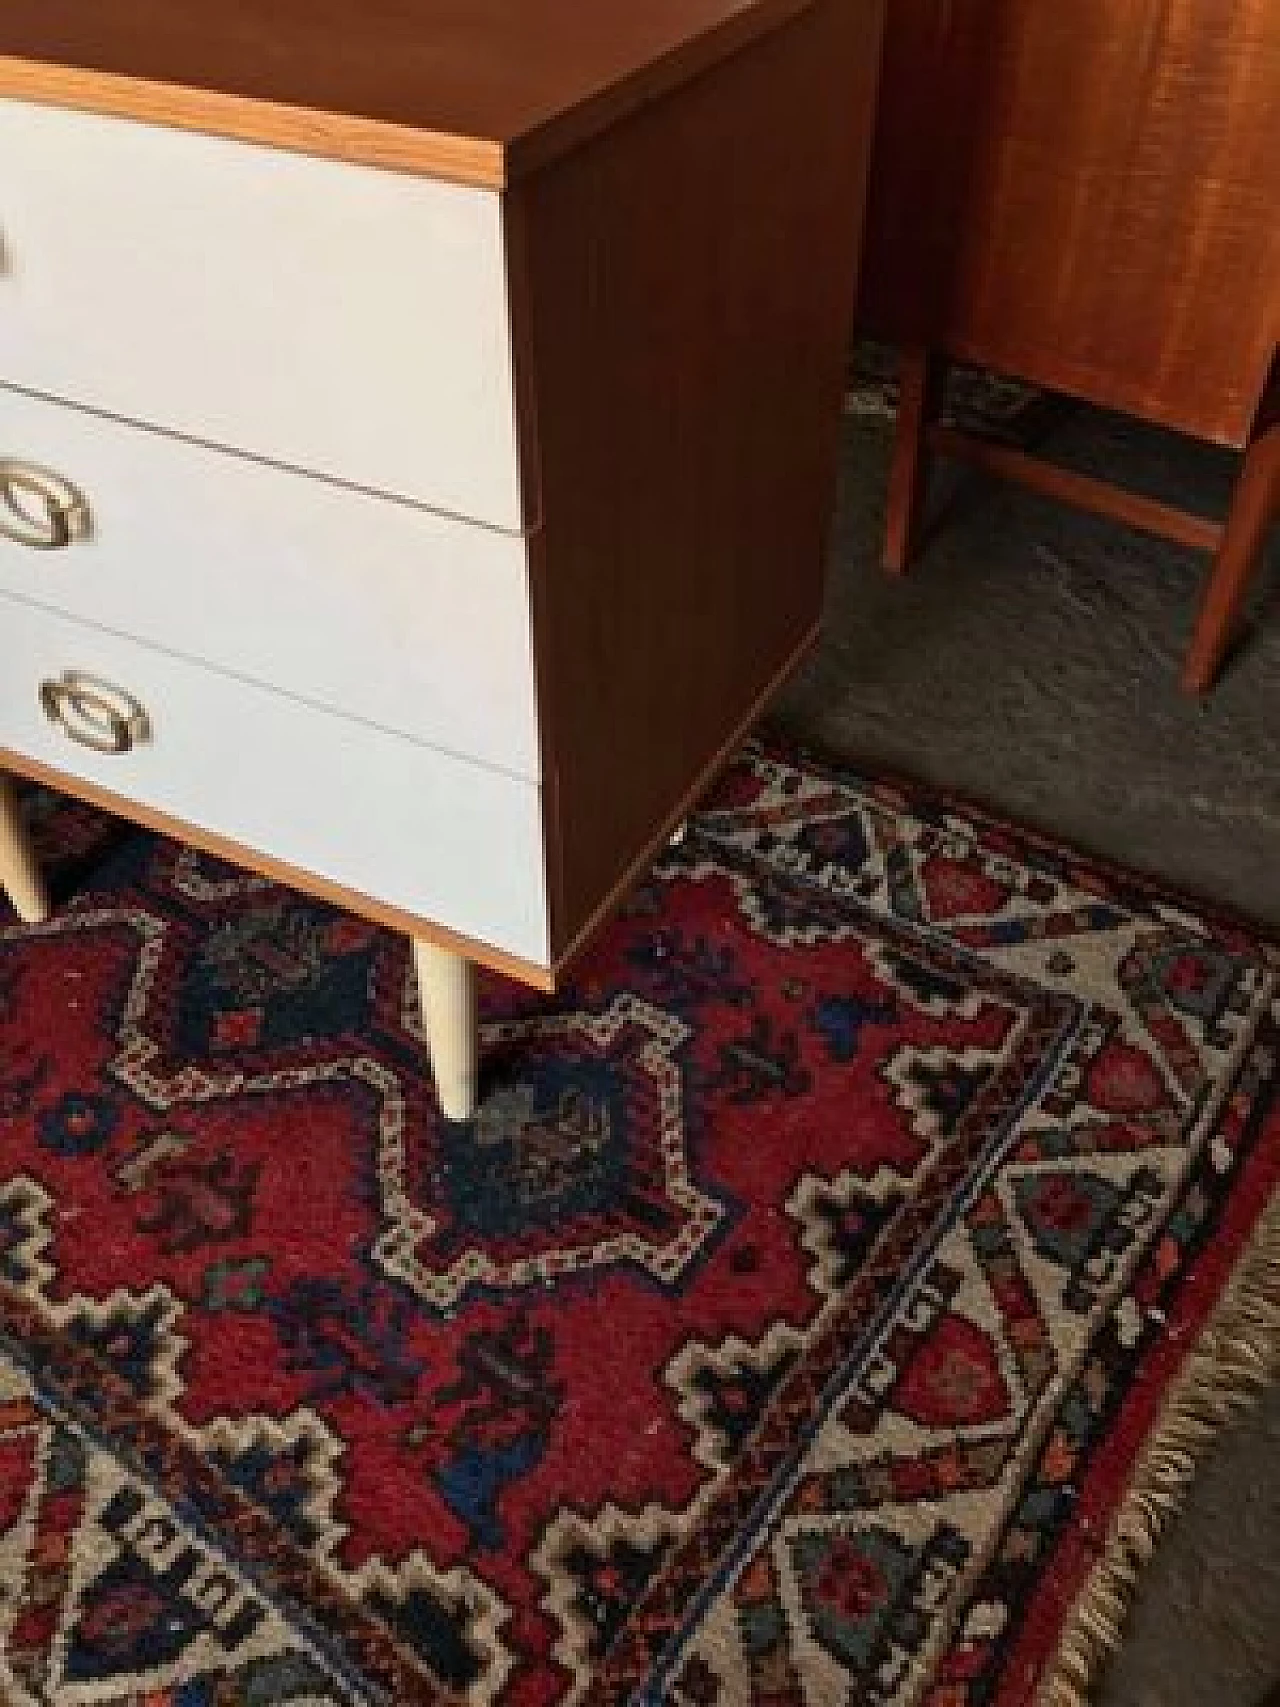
left=0, top=0, right=819, bottom=189
left=0, top=57, right=506, bottom=187
left=0, top=745, right=556, bottom=992
left=549, top=619, right=822, bottom=979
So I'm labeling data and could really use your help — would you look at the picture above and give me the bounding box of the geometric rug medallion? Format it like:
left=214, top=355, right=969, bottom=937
left=1, top=742, right=1276, bottom=1707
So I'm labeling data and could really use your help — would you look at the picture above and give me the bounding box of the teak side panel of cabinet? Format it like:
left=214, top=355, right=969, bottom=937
left=513, top=0, right=886, bottom=961
left=858, top=0, right=1280, bottom=447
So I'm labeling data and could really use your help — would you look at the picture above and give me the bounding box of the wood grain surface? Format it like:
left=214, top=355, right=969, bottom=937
left=1, top=0, right=815, bottom=182
left=513, top=0, right=886, bottom=953
left=859, top=0, right=1280, bottom=447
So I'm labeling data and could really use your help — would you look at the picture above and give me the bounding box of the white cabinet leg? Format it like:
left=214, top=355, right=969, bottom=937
left=412, top=938, right=478, bottom=1120
left=0, top=775, right=49, bottom=925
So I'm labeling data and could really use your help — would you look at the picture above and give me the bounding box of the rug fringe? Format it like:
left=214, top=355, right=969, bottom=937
left=1039, top=1187, right=1280, bottom=1707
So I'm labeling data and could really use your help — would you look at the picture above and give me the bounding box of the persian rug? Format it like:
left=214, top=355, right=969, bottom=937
left=1, top=743, right=1278, bottom=1707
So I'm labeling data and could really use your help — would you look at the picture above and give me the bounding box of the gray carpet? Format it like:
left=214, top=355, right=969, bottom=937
left=770, top=392, right=1280, bottom=1707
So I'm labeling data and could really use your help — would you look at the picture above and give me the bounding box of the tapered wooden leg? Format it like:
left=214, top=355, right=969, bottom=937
left=1182, top=415, right=1280, bottom=696
left=0, top=775, right=49, bottom=925
left=412, top=939, right=478, bottom=1121
left=884, top=345, right=944, bottom=574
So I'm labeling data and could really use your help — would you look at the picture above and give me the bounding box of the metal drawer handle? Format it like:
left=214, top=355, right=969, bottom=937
left=39, top=671, right=152, bottom=755
left=0, top=460, right=91, bottom=550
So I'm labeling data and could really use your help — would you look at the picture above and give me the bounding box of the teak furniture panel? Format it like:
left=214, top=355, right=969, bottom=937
left=515, top=0, right=885, bottom=956
left=0, top=593, right=551, bottom=964
left=860, top=0, right=1280, bottom=448
left=0, top=384, right=540, bottom=777
left=861, top=0, right=1280, bottom=693
left=0, top=0, right=815, bottom=184
left=0, top=99, right=526, bottom=525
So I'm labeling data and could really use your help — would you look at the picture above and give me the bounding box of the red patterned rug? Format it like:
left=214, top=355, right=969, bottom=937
left=2, top=743, right=1278, bottom=1707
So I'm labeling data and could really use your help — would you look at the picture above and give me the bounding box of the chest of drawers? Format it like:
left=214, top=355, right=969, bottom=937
left=0, top=0, right=885, bottom=1116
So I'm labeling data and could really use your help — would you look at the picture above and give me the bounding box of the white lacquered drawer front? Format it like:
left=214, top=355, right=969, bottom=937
left=0, top=99, right=526, bottom=529
left=0, top=385, right=540, bottom=779
left=0, top=594, right=551, bottom=966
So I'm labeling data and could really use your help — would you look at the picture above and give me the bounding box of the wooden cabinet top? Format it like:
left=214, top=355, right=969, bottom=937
left=0, top=0, right=815, bottom=185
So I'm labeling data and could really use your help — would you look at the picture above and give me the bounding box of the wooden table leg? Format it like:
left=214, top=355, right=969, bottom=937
left=412, top=938, right=478, bottom=1121
left=1182, top=412, right=1280, bottom=696
left=0, top=774, right=50, bottom=925
left=884, top=345, right=944, bottom=574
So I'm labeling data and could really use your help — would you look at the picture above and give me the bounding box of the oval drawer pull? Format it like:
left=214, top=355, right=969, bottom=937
left=39, top=671, right=151, bottom=755
left=0, top=460, right=91, bottom=550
